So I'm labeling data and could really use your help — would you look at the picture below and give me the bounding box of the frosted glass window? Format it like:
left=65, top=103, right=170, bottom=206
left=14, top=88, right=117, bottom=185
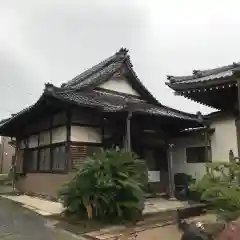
left=20, top=139, right=28, bottom=149
left=25, top=149, right=38, bottom=171
left=39, top=148, right=50, bottom=171
left=70, top=126, right=101, bottom=143
left=52, top=126, right=67, bottom=143
left=39, top=131, right=50, bottom=146
left=52, top=145, right=66, bottom=171
left=28, top=135, right=39, bottom=148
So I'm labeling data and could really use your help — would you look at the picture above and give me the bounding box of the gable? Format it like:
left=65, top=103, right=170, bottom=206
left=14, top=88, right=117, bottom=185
left=98, top=75, right=140, bottom=96
left=61, top=48, right=159, bottom=104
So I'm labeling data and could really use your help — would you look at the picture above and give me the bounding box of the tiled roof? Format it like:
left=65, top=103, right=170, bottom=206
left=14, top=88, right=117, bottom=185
left=0, top=105, right=33, bottom=127
left=0, top=48, right=201, bottom=131
left=167, top=62, right=240, bottom=85
left=57, top=89, right=198, bottom=121
left=132, top=104, right=198, bottom=121
left=0, top=87, right=199, bottom=132
left=61, top=48, right=158, bottom=104
left=62, top=48, right=128, bottom=89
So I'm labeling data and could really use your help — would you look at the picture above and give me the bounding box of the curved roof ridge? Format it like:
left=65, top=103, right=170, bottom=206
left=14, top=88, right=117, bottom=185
left=167, top=61, right=240, bottom=83
left=62, top=48, right=128, bottom=88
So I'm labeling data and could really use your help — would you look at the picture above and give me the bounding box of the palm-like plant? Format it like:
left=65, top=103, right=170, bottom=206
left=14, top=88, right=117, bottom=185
left=59, top=149, right=148, bottom=221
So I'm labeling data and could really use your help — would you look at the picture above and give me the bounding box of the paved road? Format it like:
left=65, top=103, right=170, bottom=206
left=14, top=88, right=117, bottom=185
left=0, top=197, right=74, bottom=240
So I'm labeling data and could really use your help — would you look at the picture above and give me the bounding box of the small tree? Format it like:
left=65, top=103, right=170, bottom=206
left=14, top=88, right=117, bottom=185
left=58, top=149, right=148, bottom=222
left=190, top=161, right=240, bottom=221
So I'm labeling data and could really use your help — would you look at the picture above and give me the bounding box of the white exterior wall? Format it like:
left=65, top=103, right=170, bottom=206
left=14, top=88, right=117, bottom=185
left=70, top=126, right=101, bottom=143
left=52, top=126, right=67, bottom=143
left=99, top=77, right=140, bottom=96
left=210, top=116, right=238, bottom=161
left=171, top=115, right=238, bottom=180
left=171, top=136, right=207, bottom=180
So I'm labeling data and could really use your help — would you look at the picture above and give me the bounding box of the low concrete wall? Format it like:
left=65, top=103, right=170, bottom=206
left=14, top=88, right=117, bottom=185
left=16, top=173, right=75, bottom=197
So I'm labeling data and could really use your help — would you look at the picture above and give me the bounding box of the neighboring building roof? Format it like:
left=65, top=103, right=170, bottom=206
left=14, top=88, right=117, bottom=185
left=165, top=61, right=240, bottom=110
left=166, top=62, right=240, bottom=90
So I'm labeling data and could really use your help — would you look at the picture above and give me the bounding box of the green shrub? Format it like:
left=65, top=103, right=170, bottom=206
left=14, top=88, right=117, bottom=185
left=190, top=161, right=240, bottom=221
left=58, top=149, right=148, bottom=222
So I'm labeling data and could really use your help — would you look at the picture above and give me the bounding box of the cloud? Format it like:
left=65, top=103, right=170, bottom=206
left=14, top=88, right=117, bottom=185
left=1, top=0, right=240, bottom=118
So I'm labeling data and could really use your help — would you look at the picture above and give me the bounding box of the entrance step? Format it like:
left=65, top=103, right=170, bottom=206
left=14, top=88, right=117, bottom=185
left=142, top=201, right=207, bottom=227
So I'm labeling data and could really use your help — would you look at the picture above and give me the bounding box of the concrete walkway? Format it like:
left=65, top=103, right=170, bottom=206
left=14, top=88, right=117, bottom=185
left=0, top=195, right=64, bottom=216
left=1, top=194, right=190, bottom=217
left=144, top=198, right=189, bottom=215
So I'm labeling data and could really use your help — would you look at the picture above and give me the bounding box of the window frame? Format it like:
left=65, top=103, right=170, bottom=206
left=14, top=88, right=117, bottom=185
left=186, top=146, right=211, bottom=163
left=52, top=144, right=67, bottom=172
left=22, top=111, right=104, bottom=174
left=22, top=113, right=69, bottom=174
left=24, top=143, right=67, bottom=174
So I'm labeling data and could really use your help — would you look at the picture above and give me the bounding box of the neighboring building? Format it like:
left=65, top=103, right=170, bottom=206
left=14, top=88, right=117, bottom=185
left=0, top=48, right=202, bottom=197
left=0, top=136, right=15, bottom=173
left=166, top=63, right=240, bottom=179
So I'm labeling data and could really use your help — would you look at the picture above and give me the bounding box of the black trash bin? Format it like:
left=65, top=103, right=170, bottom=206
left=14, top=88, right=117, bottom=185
left=174, top=173, right=195, bottom=200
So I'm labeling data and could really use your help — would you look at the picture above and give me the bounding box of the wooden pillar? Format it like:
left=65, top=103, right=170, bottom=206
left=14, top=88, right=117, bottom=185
left=66, top=110, right=71, bottom=171
left=204, top=127, right=210, bottom=173
left=101, top=116, right=105, bottom=149
left=126, top=112, right=132, bottom=152
left=167, top=143, right=175, bottom=200
left=229, top=149, right=235, bottom=181
left=237, top=80, right=240, bottom=115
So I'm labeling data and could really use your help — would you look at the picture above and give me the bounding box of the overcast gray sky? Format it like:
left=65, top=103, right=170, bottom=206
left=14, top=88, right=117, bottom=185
left=0, top=0, right=240, bottom=118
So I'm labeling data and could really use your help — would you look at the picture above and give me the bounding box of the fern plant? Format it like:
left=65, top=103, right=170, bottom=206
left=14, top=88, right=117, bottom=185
left=58, top=149, right=148, bottom=221
left=190, top=161, right=240, bottom=221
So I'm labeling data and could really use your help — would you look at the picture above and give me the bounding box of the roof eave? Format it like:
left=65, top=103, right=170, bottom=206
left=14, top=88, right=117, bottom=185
left=166, top=77, right=237, bottom=92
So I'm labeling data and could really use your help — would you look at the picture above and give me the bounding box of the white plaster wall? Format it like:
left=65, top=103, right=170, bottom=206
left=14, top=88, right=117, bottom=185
left=70, top=126, right=102, bottom=143
left=171, top=115, right=238, bottom=180
left=171, top=136, right=207, bottom=180
left=99, top=77, right=140, bottom=96
left=210, top=116, right=238, bottom=162
left=39, top=131, right=50, bottom=146
left=28, top=135, right=38, bottom=148
left=52, top=126, right=67, bottom=143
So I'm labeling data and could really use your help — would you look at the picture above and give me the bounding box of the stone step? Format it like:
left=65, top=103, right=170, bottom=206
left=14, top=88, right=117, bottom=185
left=141, top=202, right=207, bottom=227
